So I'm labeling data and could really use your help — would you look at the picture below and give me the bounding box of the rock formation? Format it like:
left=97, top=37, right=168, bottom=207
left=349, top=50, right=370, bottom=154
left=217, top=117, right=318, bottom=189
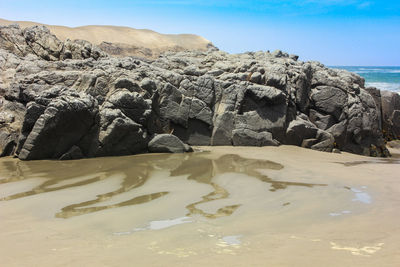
left=0, top=18, right=215, bottom=59
left=0, top=24, right=396, bottom=160
left=148, top=134, right=193, bottom=153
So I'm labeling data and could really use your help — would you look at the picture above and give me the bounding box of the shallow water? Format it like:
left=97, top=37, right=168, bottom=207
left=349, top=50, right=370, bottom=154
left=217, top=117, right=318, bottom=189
left=0, top=152, right=325, bottom=219
left=0, top=146, right=399, bottom=266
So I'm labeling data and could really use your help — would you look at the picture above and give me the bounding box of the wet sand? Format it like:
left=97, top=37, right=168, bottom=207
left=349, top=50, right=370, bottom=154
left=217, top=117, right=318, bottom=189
left=0, top=145, right=399, bottom=266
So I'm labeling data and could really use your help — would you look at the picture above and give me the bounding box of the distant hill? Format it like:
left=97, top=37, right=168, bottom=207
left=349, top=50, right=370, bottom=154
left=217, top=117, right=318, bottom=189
left=0, top=18, right=216, bottom=58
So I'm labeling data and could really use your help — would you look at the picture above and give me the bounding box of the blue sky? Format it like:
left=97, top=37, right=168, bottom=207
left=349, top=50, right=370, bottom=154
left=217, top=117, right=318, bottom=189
left=1, top=0, right=399, bottom=65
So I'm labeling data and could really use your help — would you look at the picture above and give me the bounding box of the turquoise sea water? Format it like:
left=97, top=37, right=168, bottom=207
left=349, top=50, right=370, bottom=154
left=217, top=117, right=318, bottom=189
left=332, top=66, right=400, bottom=93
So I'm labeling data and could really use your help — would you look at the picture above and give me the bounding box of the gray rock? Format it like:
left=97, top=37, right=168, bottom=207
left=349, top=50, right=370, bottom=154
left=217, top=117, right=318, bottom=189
left=286, top=117, right=318, bottom=146
left=232, top=129, right=279, bottom=146
left=211, top=111, right=234, bottom=146
left=59, top=145, right=84, bottom=160
left=97, top=108, right=148, bottom=156
left=18, top=89, right=99, bottom=160
left=289, top=54, right=299, bottom=61
left=0, top=24, right=391, bottom=159
left=381, top=90, right=400, bottom=139
left=148, top=134, right=193, bottom=153
left=391, top=110, right=400, bottom=139
left=311, top=130, right=335, bottom=152
left=365, top=87, right=382, bottom=128
left=249, top=72, right=262, bottom=84
left=23, top=26, right=63, bottom=61
left=271, top=50, right=284, bottom=58
left=294, top=71, right=311, bottom=113
left=309, top=109, right=335, bottom=130
left=311, top=86, right=347, bottom=120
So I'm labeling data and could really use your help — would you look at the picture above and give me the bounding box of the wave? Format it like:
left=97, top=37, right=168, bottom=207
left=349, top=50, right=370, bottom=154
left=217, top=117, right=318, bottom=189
left=365, top=82, right=400, bottom=92
left=354, top=70, right=400, bottom=74
left=336, top=67, right=400, bottom=74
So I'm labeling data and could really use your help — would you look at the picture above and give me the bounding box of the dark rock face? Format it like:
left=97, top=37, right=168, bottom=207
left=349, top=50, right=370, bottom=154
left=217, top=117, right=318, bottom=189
left=17, top=87, right=99, bottom=160
left=380, top=91, right=400, bottom=140
left=365, top=88, right=400, bottom=141
left=0, top=24, right=393, bottom=160
left=148, top=134, right=193, bottom=153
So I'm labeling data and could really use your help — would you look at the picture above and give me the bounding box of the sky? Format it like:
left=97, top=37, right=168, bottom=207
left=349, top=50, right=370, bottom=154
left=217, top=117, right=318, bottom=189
left=0, top=0, right=399, bottom=66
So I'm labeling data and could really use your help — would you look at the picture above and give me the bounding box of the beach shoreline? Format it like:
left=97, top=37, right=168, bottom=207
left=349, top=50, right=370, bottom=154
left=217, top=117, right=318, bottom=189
left=1, top=145, right=399, bottom=266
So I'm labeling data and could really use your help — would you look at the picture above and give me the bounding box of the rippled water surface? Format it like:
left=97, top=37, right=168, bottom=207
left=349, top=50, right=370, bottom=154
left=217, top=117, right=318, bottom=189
left=0, top=152, right=325, bottom=219
left=1, top=146, right=399, bottom=266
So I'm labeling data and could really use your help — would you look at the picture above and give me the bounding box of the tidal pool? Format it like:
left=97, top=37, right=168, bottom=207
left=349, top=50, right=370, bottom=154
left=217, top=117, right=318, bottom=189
left=0, top=146, right=399, bottom=266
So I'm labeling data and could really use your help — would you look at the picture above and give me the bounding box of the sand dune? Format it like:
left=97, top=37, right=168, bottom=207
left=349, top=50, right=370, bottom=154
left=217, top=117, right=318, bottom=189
left=0, top=18, right=214, bottom=57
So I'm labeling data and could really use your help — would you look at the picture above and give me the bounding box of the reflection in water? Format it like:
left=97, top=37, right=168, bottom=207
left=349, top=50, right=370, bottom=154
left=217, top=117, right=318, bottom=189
left=115, top=216, right=193, bottom=235
left=57, top=192, right=169, bottom=219
left=330, top=242, right=384, bottom=257
left=221, top=235, right=242, bottom=246
left=338, top=157, right=400, bottom=166
left=0, top=153, right=326, bottom=219
left=185, top=182, right=241, bottom=219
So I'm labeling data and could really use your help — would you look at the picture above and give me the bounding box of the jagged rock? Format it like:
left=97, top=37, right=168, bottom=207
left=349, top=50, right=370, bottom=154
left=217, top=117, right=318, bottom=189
left=148, top=134, right=193, bottom=153
left=294, top=69, right=312, bottom=113
left=0, top=24, right=33, bottom=57
left=0, top=98, right=25, bottom=156
left=311, top=86, right=347, bottom=120
left=211, top=111, right=234, bottom=146
left=232, top=129, right=279, bottom=146
left=59, top=145, right=84, bottom=160
left=0, top=24, right=105, bottom=61
left=289, top=54, right=299, bottom=61
left=0, top=24, right=392, bottom=160
left=0, top=130, right=18, bottom=157
left=103, top=89, right=152, bottom=125
left=249, top=72, right=262, bottom=84
left=309, top=109, right=335, bottom=130
left=17, top=87, right=99, bottom=160
left=23, top=25, right=63, bottom=61
left=391, top=110, right=400, bottom=139
left=286, top=117, right=319, bottom=146
left=365, top=87, right=382, bottom=128
left=311, top=130, right=335, bottom=152
left=381, top=90, right=400, bottom=139
left=97, top=108, right=148, bottom=156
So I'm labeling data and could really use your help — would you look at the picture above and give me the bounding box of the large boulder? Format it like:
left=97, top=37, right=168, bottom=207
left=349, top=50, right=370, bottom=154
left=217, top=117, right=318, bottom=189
left=286, top=116, right=334, bottom=152
left=17, top=87, right=99, bottom=160
left=381, top=90, right=400, bottom=140
left=310, top=86, right=347, bottom=120
left=148, top=134, right=193, bottom=153
left=0, top=98, right=26, bottom=156
left=232, top=129, right=279, bottom=146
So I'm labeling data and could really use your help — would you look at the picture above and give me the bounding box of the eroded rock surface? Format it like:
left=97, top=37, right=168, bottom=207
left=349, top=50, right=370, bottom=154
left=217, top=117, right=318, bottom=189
left=148, top=134, right=192, bottom=153
left=0, top=24, right=394, bottom=160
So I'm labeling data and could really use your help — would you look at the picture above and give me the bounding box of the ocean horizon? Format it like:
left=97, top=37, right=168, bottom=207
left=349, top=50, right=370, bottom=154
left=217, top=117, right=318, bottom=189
left=331, top=66, right=400, bottom=93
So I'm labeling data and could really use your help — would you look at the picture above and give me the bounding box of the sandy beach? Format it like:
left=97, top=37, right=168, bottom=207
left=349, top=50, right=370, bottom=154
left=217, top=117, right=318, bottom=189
left=1, top=0, right=399, bottom=266
left=1, top=145, right=399, bottom=266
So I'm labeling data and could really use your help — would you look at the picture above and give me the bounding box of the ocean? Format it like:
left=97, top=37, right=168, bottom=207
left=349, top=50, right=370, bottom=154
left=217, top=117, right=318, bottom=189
left=331, top=66, right=400, bottom=93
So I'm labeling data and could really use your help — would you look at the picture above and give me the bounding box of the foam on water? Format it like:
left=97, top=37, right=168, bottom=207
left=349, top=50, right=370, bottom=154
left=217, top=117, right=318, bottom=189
left=366, top=82, right=400, bottom=92
left=351, top=187, right=372, bottom=204
left=332, top=66, right=400, bottom=93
